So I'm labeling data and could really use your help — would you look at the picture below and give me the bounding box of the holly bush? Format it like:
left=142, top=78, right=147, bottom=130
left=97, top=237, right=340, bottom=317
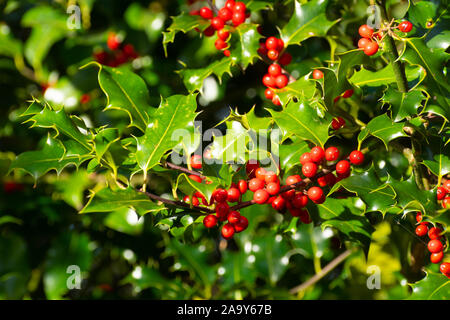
left=1, top=0, right=449, bottom=300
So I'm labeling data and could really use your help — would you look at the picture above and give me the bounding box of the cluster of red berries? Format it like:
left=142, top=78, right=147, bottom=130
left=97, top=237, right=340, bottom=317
left=191, top=1, right=249, bottom=56
left=93, top=32, right=138, bottom=67
left=415, top=212, right=449, bottom=278
left=259, top=37, right=292, bottom=105
left=436, top=179, right=450, bottom=209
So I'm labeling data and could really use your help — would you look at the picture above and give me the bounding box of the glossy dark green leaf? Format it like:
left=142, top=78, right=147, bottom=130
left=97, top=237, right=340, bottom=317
left=276, top=76, right=316, bottom=106
left=229, top=23, right=262, bottom=68
left=408, top=271, right=450, bottom=300
left=279, top=138, right=309, bottom=172
left=382, top=87, right=426, bottom=122
left=422, top=134, right=450, bottom=180
left=358, top=114, right=407, bottom=149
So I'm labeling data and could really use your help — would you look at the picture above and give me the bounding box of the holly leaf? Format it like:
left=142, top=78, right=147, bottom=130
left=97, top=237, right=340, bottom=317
left=175, top=173, right=220, bottom=202
left=408, top=271, right=450, bottom=300
left=229, top=23, right=262, bottom=69
left=9, top=135, right=92, bottom=181
left=0, top=26, right=22, bottom=58
left=135, top=94, right=198, bottom=174
left=279, top=138, right=310, bottom=172
left=178, top=57, right=233, bottom=92
left=268, top=99, right=333, bottom=148
left=87, top=62, right=151, bottom=132
left=276, top=75, right=316, bottom=106
left=93, top=128, right=120, bottom=161
left=281, top=0, right=338, bottom=46
left=422, top=134, right=450, bottom=180
left=81, top=187, right=164, bottom=216
left=382, top=87, right=426, bottom=122
left=225, top=106, right=273, bottom=131
left=209, top=121, right=250, bottom=164
left=358, top=114, right=408, bottom=149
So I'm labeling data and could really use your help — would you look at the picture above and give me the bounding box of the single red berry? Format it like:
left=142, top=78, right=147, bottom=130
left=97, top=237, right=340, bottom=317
left=189, top=174, right=203, bottom=183
left=80, top=94, right=91, bottom=104
left=264, top=88, right=274, bottom=100
left=275, top=74, right=288, bottom=88
left=444, top=196, right=450, bottom=208
left=292, top=193, right=308, bottom=208
left=437, top=186, right=447, bottom=200
left=262, top=74, right=276, bottom=88
left=331, top=117, right=345, bottom=130
left=267, top=50, right=279, bottom=61
left=222, top=223, right=235, bottom=239
left=336, top=160, right=351, bottom=176
left=200, top=7, right=214, bottom=19
left=272, top=95, right=281, bottom=106
left=279, top=53, right=292, bottom=66
left=214, top=188, right=229, bottom=203
left=257, top=42, right=268, bottom=55
left=416, top=212, right=423, bottom=223
left=325, top=173, right=337, bottom=186
left=255, top=167, right=267, bottom=181
left=312, top=69, right=324, bottom=80
left=215, top=38, right=228, bottom=50
left=358, top=37, right=371, bottom=49
left=342, top=89, right=354, bottom=98
left=430, top=251, right=444, bottom=264
left=358, top=24, right=374, bottom=38
left=215, top=202, right=230, bottom=218
left=428, top=239, right=443, bottom=253
left=325, top=147, right=340, bottom=162
left=363, top=41, right=379, bottom=56
left=310, top=146, right=325, bottom=163
left=415, top=224, right=428, bottom=237
left=333, top=96, right=341, bottom=104
left=234, top=215, right=248, bottom=233
left=349, top=150, right=365, bottom=165
left=225, top=0, right=236, bottom=10
left=227, top=187, right=241, bottom=202
left=246, top=161, right=259, bottom=178
left=218, top=7, right=232, bottom=21
left=265, top=172, right=279, bottom=184
left=107, top=33, right=121, bottom=51
left=271, top=195, right=286, bottom=211
left=268, top=64, right=282, bottom=77
left=276, top=38, right=284, bottom=51
left=183, top=195, right=200, bottom=206
left=443, top=180, right=450, bottom=192
left=266, top=182, right=280, bottom=195
left=300, top=152, right=312, bottom=165
left=223, top=49, right=231, bottom=57
left=308, top=187, right=324, bottom=203
left=249, top=178, right=265, bottom=192
left=289, top=207, right=304, bottom=217
left=190, top=154, right=202, bottom=169
left=317, top=176, right=328, bottom=187
left=203, top=214, right=218, bottom=228
left=281, top=189, right=295, bottom=200
left=302, top=162, right=318, bottom=178
left=232, top=10, right=246, bottom=26
left=398, top=21, right=413, bottom=33
left=286, top=175, right=302, bottom=186
left=217, top=29, right=230, bottom=41
left=428, top=227, right=441, bottom=240
left=227, top=211, right=241, bottom=224
left=265, top=37, right=278, bottom=50
left=299, top=210, right=312, bottom=224
left=194, top=191, right=208, bottom=205
left=233, top=1, right=246, bottom=12
left=204, top=25, right=216, bottom=37
left=238, top=180, right=248, bottom=194
left=440, top=262, right=450, bottom=275
left=254, top=189, right=270, bottom=204
left=211, top=17, right=225, bottom=30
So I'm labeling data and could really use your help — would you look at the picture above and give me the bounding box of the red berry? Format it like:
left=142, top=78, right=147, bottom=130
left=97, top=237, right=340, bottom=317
left=440, top=262, right=450, bottom=275
left=286, top=175, right=302, bottom=186
left=107, top=33, right=121, bottom=51
left=299, top=210, right=312, bottom=224
left=265, top=37, right=278, bottom=50
left=183, top=195, right=199, bottom=206
left=227, top=187, right=241, bottom=203
left=358, top=37, right=370, bottom=49
left=276, top=38, right=284, bottom=51
left=312, top=69, right=324, bottom=80
left=80, top=94, right=91, bottom=104
left=218, top=7, right=232, bottom=21
left=358, top=24, right=374, bottom=38
left=272, top=95, right=281, bottom=106
left=268, top=64, right=282, bottom=77
left=325, top=147, right=340, bottom=162
left=227, top=211, right=241, bottom=224
left=215, top=202, right=230, bottom=218
left=428, top=227, right=441, bottom=240
left=363, top=41, right=379, bottom=56
left=214, top=188, right=228, bottom=203
left=430, top=251, right=444, bottom=264
left=265, top=172, right=279, bottom=184
left=443, top=180, right=450, bottom=192
left=222, top=223, right=235, bottom=239
left=190, top=154, right=202, bottom=169
left=264, top=87, right=274, bottom=99
left=238, top=180, right=248, bottom=194
left=217, top=29, right=230, bottom=41
left=215, top=38, right=228, bottom=50
left=249, top=178, right=265, bottom=192
left=428, top=239, right=443, bottom=253
left=262, top=74, right=276, bottom=88
left=223, top=49, right=231, bottom=57
left=415, top=224, right=428, bottom=237
left=317, top=176, right=328, bottom=187
left=189, top=174, right=203, bottom=183
left=398, top=21, right=413, bottom=33
left=281, top=189, right=295, bottom=200
left=310, top=146, right=325, bottom=163
left=444, top=196, right=450, bottom=208
left=194, top=191, right=208, bottom=205
left=266, top=182, right=280, bottom=195
left=200, top=7, right=214, bottom=19
left=271, top=196, right=286, bottom=211
left=437, top=186, right=447, bottom=200
left=336, top=160, right=351, bottom=176
left=211, top=17, right=225, bottom=30
left=300, top=152, right=312, bottom=165
left=308, top=187, right=324, bottom=203
left=279, top=52, right=292, bottom=66
left=203, top=214, right=218, bottom=228
left=257, top=42, right=268, bottom=55
left=349, top=150, right=364, bottom=165
left=267, top=50, right=279, bottom=61
left=275, top=74, right=288, bottom=88
left=416, top=212, right=423, bottom=223
left=233, top=2, right=246, bottom=12
left=342, top=89, right=354, bottom=98
left=246, top=161, right=259, bottom=178
left=234, top=215, right=248, bottom=233
left=254, top=189, right=270, bottom=204
left=331, top=117, right=345, bottom=130
left=302, top=162, right=318, bottom=178
left=325, top=173, right=337, bottom=186
left=255, top=167, right=267, bottom=180
left=232, top=11, right=245, bottom=26
left=292, top=193, right=308, bottom=208
left=225, top=0, right=235, bottom=10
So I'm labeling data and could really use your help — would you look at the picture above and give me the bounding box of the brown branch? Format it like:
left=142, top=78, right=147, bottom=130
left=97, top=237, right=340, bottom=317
left=163, top=161, right=204, bottom=178
left=289, top=249, right=354, bottom=295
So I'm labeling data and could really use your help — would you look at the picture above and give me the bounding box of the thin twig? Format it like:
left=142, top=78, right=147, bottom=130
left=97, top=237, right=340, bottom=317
left=206, top=0, right=219, bottom=14
left=163, top=161, right=204, bottom=178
